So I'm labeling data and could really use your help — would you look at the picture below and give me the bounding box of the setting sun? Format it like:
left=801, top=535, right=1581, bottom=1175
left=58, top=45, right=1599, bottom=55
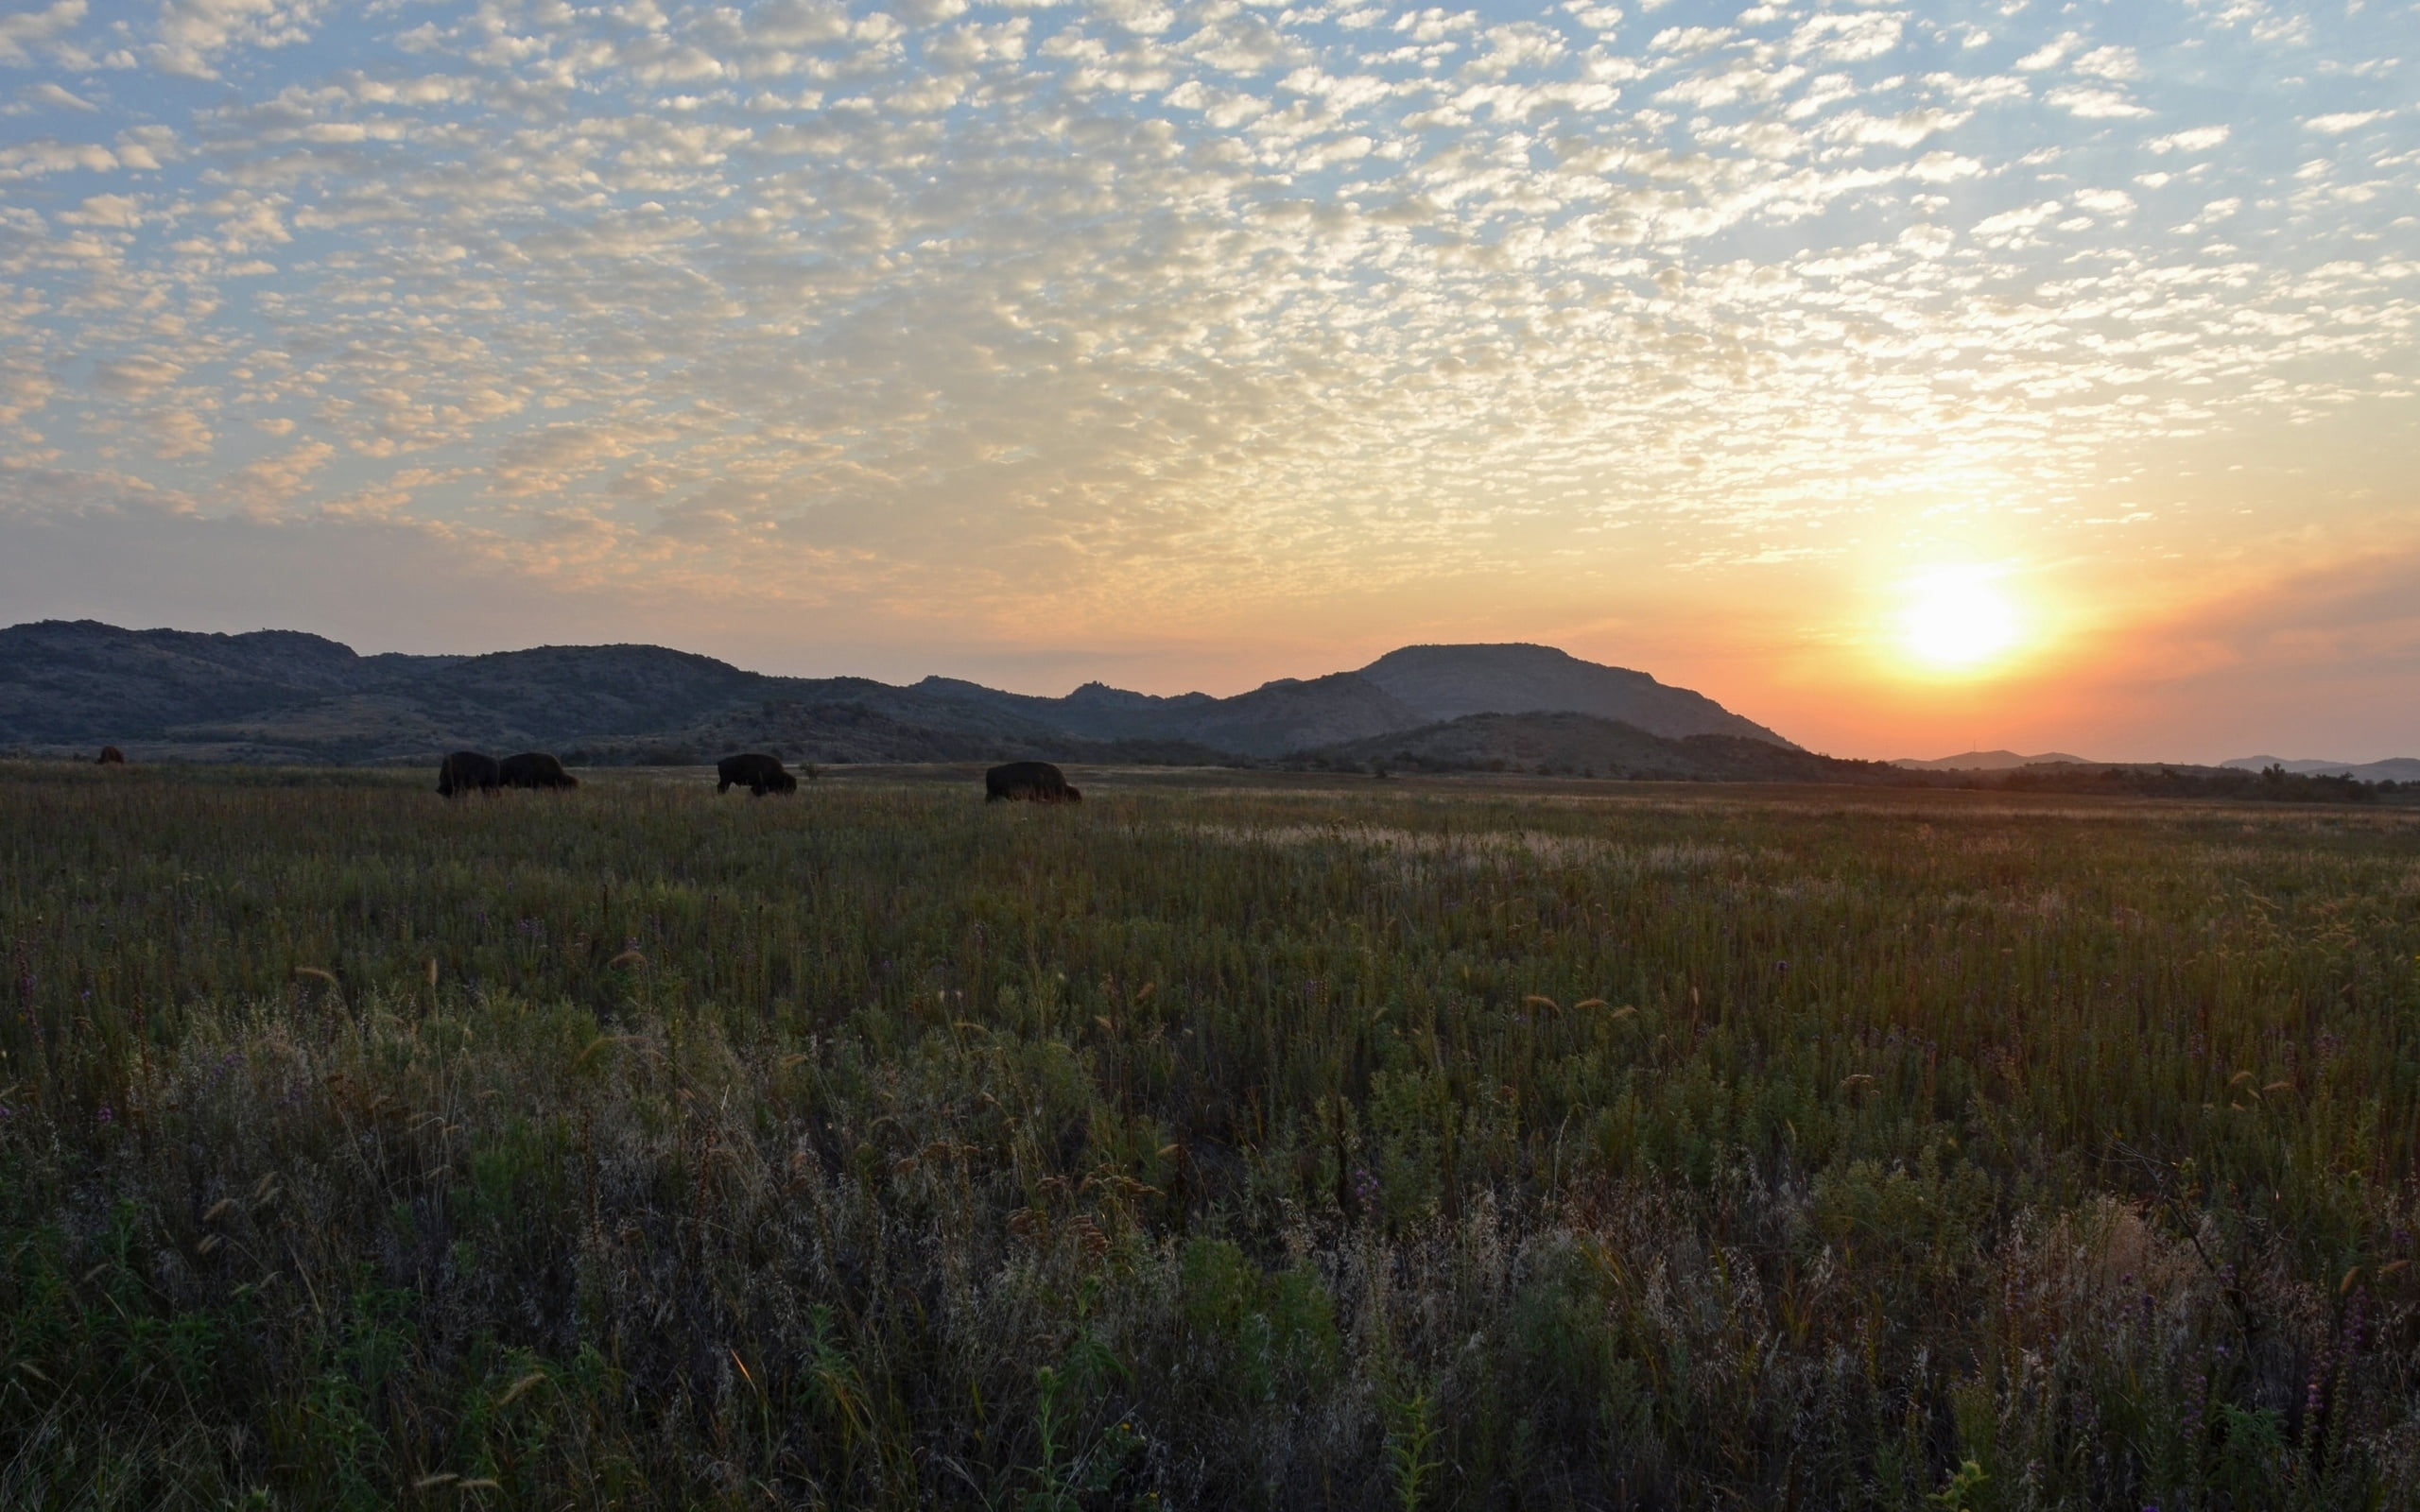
left=1900, top=566, right=2022, bottom=673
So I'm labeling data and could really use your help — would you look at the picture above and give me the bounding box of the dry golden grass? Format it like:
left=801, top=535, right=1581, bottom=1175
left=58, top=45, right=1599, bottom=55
left=1, top=760, right=2415, bottom=1508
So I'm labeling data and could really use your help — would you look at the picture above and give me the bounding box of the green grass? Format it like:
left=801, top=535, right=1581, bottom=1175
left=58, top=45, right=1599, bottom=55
left=3, top=761, right=2417, bottom=1508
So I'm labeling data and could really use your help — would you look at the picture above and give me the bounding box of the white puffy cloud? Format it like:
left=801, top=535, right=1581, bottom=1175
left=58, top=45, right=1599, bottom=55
left=1648, top=25, right=1732, bottom=55
left=2070, top=187, right=2135, bottom=216
left=14, top=80, right=96, bottom=112
left=59, top=192, right=141, bottom=226
left=1788, top=12, right=1904, bottom=64
left=2147, top=125, right=2229, bottom=153
left=2014, top=33, right=2076, bottom=71
left=2305, top=111, right=2394, bottom=134
left=0, top=0, right=86, bottom=68
left=2046, top=85, right=2151, bottom=119
left=0, top=137, right=114, bottom=178
left=2070, top=45, right=2141, bottom=81
left=1972, top=198, right=2063, bottom=244
left=147, top=0, right=323, bottom=79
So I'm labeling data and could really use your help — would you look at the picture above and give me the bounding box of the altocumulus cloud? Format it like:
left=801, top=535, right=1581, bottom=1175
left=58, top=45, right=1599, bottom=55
left=0, top=0, right=2413, bottom=638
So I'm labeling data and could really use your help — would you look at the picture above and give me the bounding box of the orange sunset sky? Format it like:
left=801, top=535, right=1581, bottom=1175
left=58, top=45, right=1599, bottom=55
left=0, top=0, right=2413, bottom=762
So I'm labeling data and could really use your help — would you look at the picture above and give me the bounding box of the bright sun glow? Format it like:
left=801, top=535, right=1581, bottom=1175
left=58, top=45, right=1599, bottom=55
left=1900, top=566, right=2022, bottom=671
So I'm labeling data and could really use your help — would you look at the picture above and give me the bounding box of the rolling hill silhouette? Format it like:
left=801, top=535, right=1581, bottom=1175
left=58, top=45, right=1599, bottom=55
left=0, top=621, right=1791, bottom=767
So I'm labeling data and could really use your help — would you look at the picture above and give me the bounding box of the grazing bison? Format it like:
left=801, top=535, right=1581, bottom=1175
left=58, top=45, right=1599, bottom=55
left=437, top=749, right=501, bottom=797
left=498, top=751, right=579, bottom=790
left=95, top=746, right=126, bottom=765
left=717, top=752, right=798, bottom=796
left=986, top=761, right=1080, bottom=803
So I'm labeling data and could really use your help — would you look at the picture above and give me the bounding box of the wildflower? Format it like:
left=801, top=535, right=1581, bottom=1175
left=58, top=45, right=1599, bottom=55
left=96, top=1104, right=113, bottom=1125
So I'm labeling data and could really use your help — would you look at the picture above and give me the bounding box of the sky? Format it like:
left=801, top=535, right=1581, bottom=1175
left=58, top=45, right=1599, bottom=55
left=0, top=0, right=2414, bottom=762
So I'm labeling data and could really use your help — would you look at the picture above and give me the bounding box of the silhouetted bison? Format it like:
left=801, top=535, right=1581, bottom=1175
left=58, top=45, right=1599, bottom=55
left=498, top=751, right=579, bottom=790
left=986, top=761, right=1080, bottom=803
left=717, top=752, right=798, bottom=796
left=437, top=750, right=501, bottom=797
left=95, top=746, right=126, bottom=765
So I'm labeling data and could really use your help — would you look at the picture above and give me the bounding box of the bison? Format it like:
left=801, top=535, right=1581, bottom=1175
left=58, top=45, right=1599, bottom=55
left=986, top=761, right=1080, bottom=803
left=717, top=752, right=798, bottom=796
left=95, top=746, right=126, bottom=765
left=498, top=751, right=579, bottom=789
left=437, top=749, right=501, bottom=797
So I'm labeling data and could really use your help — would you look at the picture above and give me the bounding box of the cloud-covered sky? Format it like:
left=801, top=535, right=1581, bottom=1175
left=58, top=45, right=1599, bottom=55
left=0, top=0, right=2414, bottom=759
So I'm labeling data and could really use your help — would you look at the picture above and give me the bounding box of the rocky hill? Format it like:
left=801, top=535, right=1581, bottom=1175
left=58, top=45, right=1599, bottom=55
left=0, top=619, right=1793, bottom=767
left=1357, top=643, right=1795, bottom=747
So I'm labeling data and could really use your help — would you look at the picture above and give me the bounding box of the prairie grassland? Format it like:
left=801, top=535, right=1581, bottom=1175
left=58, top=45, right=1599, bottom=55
left=2, top=761, right=2417, bottom=1509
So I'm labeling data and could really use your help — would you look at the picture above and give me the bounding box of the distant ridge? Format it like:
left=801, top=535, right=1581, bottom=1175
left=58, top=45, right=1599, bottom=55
left=0, top=619, right=1794, bottom=767
left=2222, top=754, right=2420, bottom=782
left=1892, top=748, right=2095, bottom=771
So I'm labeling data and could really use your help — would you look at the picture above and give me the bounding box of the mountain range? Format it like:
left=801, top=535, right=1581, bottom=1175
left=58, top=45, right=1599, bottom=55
left=0, top=620, right=1795, bottom=769
left=12, top=621, right=2408, bottom=792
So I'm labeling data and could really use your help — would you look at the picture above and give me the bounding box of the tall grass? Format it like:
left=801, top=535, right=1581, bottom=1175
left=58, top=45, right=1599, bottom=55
left=2, top=761, right=2416, bottom=1507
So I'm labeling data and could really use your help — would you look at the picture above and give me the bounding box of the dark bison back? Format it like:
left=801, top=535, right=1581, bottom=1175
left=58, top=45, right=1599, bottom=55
left=986, top=761, right=1080, bottom=802
left=717, top=752, right=797, bottom=796
left=437, top=750, right=501, bottom=797
left=95, top=746, right=126, bottom=765
left=499, top=751, right=579, bottom=789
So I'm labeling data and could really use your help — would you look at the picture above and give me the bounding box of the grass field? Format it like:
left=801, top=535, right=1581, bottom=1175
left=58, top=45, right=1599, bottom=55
left=3, top=761, right=2417, bottom=1509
